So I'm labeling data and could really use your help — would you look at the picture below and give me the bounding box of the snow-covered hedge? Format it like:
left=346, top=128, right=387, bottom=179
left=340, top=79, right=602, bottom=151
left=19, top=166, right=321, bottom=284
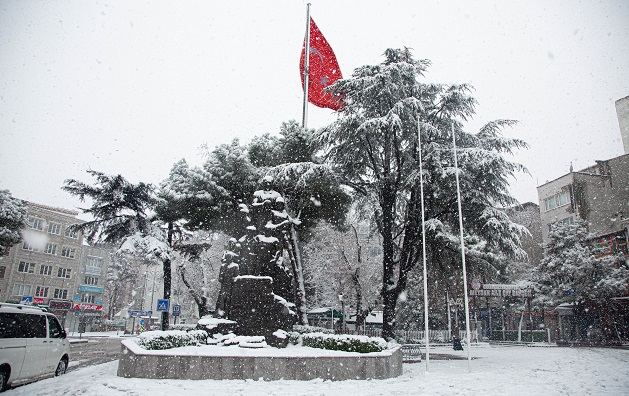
left=302, top=332, right=388, bottom=353
left=135, top=330, right=208, bottom=350
left=292, top=324, right=334, bottom=334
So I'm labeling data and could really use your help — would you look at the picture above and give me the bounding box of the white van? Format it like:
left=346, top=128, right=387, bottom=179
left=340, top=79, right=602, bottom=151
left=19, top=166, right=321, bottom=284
left=0, top=303, right=70, bottom=391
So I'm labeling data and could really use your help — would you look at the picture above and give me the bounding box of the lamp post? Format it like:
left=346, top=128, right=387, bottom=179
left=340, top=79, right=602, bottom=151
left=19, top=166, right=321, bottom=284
left=338, top=294, right=345, bottom=333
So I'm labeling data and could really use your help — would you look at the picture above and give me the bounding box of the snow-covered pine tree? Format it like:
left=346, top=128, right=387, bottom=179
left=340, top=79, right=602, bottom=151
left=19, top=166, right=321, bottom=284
left=0, top=189, right=27, bottom=255
left=533, top=220, right=628, bottom=340
left=319, top=48, right=529, bottom=340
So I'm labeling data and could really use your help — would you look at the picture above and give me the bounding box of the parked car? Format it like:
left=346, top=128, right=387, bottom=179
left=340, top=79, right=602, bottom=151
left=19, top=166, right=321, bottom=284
left=0, top=303, right=70, bottom=391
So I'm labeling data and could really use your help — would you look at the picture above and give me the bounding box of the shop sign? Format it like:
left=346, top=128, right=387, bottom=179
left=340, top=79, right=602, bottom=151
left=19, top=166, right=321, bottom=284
left=469, top=284, right=533, bottom=298
left=73, top=303, right=103, bottom=311
left=79, top=285, right=104, bottom=294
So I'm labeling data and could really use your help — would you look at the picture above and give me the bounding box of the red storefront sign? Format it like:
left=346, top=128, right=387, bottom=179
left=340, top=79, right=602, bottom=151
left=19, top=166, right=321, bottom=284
left=72, top=303, right=103, bottom=311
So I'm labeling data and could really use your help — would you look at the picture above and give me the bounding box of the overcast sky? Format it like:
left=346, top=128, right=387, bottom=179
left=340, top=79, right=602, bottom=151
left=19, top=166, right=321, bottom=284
left=1, top=0, right=628, bottom=215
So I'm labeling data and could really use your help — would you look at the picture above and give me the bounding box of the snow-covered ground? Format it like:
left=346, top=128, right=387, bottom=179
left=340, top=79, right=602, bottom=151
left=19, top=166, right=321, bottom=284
left=5, top=343, right=629, bottom=395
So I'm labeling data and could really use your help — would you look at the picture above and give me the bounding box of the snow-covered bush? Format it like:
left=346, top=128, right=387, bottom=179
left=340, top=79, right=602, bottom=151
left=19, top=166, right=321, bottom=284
left=292, top=324, right=334, bottom=334
left=136, top=330, right=208, bottom=350
left=302, top=332, right=388, bottom=353
left=287, top=331, right=301, bottom=345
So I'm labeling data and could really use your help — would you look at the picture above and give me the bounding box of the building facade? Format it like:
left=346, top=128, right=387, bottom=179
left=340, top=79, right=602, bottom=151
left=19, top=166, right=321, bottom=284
left=537, top=153, right=629, bottom=252
left=0, top=201, right=114, bottom=330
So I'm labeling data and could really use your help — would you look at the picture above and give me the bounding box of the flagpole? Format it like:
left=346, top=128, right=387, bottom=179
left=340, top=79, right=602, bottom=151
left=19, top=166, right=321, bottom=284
left=418, top=119, right=430, bottom=370
left=301, top=3, right=311, bottom=129
left=452, top=121, right=472, bottom=372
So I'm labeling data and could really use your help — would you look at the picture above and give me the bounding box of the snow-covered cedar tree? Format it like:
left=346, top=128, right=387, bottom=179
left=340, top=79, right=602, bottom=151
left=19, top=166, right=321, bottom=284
left=0, top=189, right=27, bottom=255
left=301, top=222, right=381, bottom=328
left=533, top=220, right=628, bottom=307
left=63, top=170, right=175, bottom=330
left=318, top=48, right=529, bottom=340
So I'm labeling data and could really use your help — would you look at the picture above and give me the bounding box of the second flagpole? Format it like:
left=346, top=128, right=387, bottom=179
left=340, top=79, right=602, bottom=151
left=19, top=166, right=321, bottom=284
left=301, top=3, right=311, bottom=129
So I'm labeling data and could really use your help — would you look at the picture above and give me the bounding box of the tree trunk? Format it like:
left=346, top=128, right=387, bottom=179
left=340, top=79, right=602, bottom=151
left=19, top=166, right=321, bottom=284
left=161, top=222, right=174, bottom=330
left=179, top=264, right=210, bottom=318
left=285, top=226, right=309, bottom=325
left=380, top=184, right=398, bottom=340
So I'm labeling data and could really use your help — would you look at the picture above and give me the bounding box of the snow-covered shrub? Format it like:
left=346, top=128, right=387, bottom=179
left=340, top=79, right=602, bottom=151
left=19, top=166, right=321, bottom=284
left=288, top=331, right=301, bottom=345
left=292, top=324, right=334, bottom=334
left=302, top=332, right=388, bottom=353
left=136, top=330, right=208, bottom=350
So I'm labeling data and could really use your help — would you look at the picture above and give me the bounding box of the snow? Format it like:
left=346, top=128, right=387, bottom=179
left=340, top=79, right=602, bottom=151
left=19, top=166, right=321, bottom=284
left=8, top=344, right=629, bottom=395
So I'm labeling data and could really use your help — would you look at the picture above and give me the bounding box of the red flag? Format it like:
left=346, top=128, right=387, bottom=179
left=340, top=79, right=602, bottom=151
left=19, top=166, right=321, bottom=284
left=300, top=18, right=343, bottom=110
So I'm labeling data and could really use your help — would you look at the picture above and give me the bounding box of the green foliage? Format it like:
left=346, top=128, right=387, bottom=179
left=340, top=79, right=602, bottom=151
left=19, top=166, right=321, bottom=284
left=62, top=170, right=156, bottom=244
left=301, top=333, right=388, bottom=353
left=135, top=330, right=208, bottom=350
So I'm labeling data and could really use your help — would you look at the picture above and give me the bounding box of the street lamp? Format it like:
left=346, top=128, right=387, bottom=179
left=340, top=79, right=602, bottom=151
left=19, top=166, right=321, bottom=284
left=338, top=294, right=345, bottom=333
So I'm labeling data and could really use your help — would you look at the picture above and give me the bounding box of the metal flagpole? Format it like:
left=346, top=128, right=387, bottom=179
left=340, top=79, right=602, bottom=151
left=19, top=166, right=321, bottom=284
left=301, top=3, right=311, bottom=129
left=418, top=119, right=430, bottom=370
left=452, top=121, right=472, bottom=371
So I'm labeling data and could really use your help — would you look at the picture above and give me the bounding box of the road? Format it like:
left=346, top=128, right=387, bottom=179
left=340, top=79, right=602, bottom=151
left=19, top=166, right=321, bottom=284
left=67, top=337, right=123, bottom=372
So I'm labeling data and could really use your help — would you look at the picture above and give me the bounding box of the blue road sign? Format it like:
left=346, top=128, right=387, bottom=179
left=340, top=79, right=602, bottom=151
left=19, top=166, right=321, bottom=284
left=147, top=310, right=152, bottom=316
left=157, top=299, right=169, bottom=312
left=21, top=296, right=33, bottom=305
left=139, top=319, right=145, bottom=326
left=128, top=310, right=147, bottom=318
left=172, top=304, right=181, bottom=316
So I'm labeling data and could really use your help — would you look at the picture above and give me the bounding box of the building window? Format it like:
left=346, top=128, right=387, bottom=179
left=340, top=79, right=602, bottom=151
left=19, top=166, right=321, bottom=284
left=85, top=256, right=104, bottom=268
left=60, top=246, right=76, bottom=258
left=40, top=264, right=53, bottom=276
left=544, top=190, right=570, bottom=211
left=35, top=286, right=49, bottom=298
left=549, top=217, right=575, bottom=232
left=47, top=222, right=61, bottom=235
left=81, top=294, right=96, bottom=303
left=0, top=266, right=5, bottom=278
left=12, top=283, right=31, bottom=296
left=18, top=261, right=35, bottom=273
left=57, top=267, right=71, bottom=279
left=22, top=241, right=40, bottom=252
left=64, top=225, right=79, bottom=239
left=28, top=217, right=45, bottom=231
left=84, top=276, right=99, bottom=285
left=45, top=243, right=57, bottom=255
left=53, top=288, right=68, bottom=299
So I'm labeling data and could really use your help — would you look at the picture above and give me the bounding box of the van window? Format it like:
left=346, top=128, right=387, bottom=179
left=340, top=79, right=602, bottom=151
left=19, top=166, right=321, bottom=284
left=0, top=313, right=21, bottom=338
left=47, top=315, right=64, bottom=338
left=0, top=313, right=46, bottom=338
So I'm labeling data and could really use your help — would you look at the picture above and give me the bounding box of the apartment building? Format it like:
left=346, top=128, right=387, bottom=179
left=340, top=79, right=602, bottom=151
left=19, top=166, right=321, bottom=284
left=0, top=201, right=114, bottom=329
left=537, top=153, right=629, bottom=253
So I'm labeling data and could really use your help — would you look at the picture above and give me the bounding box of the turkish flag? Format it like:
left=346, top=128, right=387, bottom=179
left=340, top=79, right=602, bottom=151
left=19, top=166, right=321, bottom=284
left=300, top=18, right=343, bottom=110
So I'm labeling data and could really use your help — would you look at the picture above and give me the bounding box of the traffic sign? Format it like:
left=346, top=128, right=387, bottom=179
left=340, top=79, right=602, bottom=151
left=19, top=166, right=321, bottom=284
left=147, top=310, right=153, bottom=316
left=157, top=299, right=169, bottom=311
left=128, top=310, right=147, bottom=318
left=172, top=304, right=181, bottom=316
left=21, top=296, right=33, bottom=305
left=139, top=319, right=145, bottom=326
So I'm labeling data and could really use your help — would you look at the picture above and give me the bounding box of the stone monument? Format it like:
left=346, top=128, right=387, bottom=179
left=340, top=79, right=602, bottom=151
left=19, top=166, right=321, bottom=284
left=215, top=176, right=298, bottom=346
